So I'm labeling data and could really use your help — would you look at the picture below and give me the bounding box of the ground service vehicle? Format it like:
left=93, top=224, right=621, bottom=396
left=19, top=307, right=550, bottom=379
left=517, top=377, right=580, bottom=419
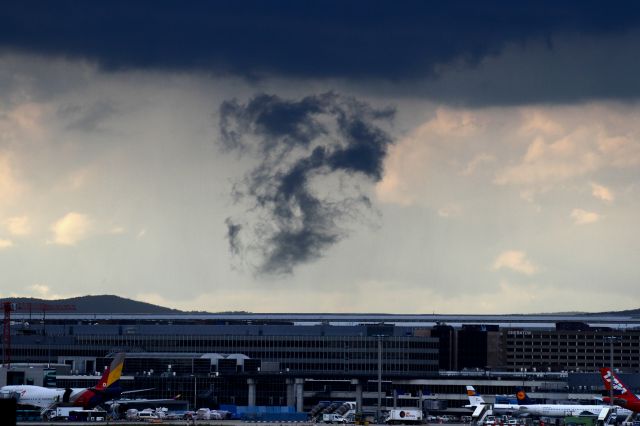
left=324, top=413, right=348, bottom=423
left=46, top=407, right=76, bottom=420
left=70, top=410, right=107, bottom=421
left=137, top=409, right=161, bottom=420
left=196, top=408, right=225, bottom=420
left=385, top=409, right=423, bottom=424
left=46, top=407, right=107, bottom=421
left=125, top=408, right=139, bottom=420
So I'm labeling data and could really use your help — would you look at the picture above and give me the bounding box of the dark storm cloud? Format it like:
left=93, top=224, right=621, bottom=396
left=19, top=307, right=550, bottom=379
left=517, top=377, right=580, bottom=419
left=220, top=93, right=394, bottom=274
left=3, top=1, right=640, bottom=103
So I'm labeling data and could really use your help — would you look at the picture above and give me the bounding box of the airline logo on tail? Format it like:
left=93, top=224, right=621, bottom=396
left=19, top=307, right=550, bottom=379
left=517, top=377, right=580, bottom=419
left=515, top=388, right=534, bottom=405
left=600, top=368, right=630, bottom=395
left=94, top=352, right=125, bottom=392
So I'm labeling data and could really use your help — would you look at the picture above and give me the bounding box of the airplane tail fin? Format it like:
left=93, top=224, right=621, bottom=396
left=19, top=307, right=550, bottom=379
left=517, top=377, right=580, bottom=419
left=515, top=388, right=534, bottom=405
left=95, top=353, right=125, bottom=392
left=466, top=386, right=486, bottom=406
left=600, top=367, right=640, bottom=403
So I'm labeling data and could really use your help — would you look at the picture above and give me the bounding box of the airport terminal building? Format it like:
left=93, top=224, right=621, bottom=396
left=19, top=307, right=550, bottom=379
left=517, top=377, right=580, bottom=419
left=3, top=312, right=640, bottom=413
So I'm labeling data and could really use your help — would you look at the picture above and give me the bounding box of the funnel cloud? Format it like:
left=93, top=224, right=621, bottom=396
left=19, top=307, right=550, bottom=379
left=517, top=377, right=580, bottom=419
left=220, top=93, right=395, bottom=274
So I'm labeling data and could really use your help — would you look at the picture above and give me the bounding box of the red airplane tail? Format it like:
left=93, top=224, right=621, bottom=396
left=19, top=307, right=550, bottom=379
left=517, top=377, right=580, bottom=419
left=600, top=367, right=640, bottom=405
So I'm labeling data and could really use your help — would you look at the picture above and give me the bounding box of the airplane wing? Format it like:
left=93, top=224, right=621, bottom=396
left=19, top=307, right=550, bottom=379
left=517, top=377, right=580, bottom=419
left=120, top=388, right=155, bottom=395
left=106, top=395, right=182, bottom=405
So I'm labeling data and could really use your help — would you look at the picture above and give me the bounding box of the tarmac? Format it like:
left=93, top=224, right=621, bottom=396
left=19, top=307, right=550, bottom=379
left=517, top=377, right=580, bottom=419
left=17, top=423, right=461, bottom=426
left=17, top=422, right=316, bottom=426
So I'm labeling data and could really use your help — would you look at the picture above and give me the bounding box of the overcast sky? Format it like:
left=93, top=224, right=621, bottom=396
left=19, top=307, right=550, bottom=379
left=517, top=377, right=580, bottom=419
left=1, top=1, right=640, bottom=313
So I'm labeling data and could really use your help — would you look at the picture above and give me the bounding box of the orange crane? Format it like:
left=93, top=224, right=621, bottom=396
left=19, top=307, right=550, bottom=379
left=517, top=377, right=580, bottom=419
left=2, top=301, right=76, bottom=367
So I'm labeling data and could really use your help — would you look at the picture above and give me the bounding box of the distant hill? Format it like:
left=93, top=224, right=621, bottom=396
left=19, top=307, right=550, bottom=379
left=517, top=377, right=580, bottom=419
left=590, top=308, right=640, bottom=317
left=2, top=294, right=638, bottom=316
left=0, top=294, right=182, bottom=314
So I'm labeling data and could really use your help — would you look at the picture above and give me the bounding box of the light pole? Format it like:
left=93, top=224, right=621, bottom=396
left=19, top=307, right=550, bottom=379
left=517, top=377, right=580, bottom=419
left=192, top=374, right=197, bottom=410
left=610, top=338, right=613, bottom=409
left=191, top=358, right=196, bottom=410
left=213, top=371, right=218, bottom=407
left=377, top=335, right=383, bottom=424
left=605, top=336, right=619, bottom=410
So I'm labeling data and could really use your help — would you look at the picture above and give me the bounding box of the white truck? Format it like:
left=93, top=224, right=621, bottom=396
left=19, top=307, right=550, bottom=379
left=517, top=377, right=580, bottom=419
left=46, top=407, right=107, bottom=422
left=385, top=409, right=423, bottom=424
left=45, top=407, right=77, bottom=420
left=323, top=413, right=348, bottom=423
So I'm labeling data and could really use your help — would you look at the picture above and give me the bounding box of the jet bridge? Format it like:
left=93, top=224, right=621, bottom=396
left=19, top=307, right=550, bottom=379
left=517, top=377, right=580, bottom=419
left=597, top=407, right=618, bottom=426
left=472, top=404, right=492, bottom=425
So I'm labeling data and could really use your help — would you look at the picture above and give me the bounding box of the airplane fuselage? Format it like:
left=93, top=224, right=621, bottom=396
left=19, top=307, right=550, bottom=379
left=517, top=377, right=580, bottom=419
left=517, top=404, right=632, bottom=418
left=0, top=385, right=96, bottom=409
left=493, top=403, right=522, bottom=414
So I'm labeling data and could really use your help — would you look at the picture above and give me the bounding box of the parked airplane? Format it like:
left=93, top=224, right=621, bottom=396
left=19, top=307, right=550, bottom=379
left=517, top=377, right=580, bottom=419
left=465, top=386, right=520, bottom=414
left=515, top=387, right=633, bottom=418
left=0, top=352, right=127, bottom=411
left=466, top=385, right=632, bottom=418
left=600, top=367, right=640, bottom=412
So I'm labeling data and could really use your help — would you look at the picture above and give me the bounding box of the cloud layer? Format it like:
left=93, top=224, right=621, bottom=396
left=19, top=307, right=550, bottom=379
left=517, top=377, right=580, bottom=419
left=379, top=104, right=640, bottom=208
left=3, top=2, right=640, bottom=104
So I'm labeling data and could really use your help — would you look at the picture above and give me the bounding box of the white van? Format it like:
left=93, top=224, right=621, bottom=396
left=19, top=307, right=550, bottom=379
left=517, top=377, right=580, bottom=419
left=137, top=409, right=160, bottom=420
left=324, top=413, right=348, bottom=423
